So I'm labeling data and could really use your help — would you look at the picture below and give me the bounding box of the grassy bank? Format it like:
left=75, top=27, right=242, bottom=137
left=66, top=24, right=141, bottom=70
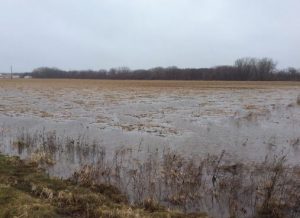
left=0, top=154, right=208, bottom=218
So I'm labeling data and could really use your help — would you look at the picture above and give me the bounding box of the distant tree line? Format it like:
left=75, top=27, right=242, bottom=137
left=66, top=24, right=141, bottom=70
left=27, top=58, right=300, bottom=81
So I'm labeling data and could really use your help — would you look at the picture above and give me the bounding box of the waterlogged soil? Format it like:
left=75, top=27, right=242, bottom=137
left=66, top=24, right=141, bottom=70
left=0, top=154, right=208, bottom=218
left=0, top=80, right=300, bottom=166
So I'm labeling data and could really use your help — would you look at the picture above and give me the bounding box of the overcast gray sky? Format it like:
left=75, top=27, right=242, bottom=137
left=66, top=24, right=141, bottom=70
left=0, top=0, right=299, bottom=72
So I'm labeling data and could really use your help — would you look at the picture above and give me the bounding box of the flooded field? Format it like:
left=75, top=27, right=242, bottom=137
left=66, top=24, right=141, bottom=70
left=1, top=79, right=300, bottom=217
left=1, top=79, right=300, bottom=164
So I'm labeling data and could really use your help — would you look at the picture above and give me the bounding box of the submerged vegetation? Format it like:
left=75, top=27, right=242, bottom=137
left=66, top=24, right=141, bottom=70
left=1, top=130, right=299, bottom=218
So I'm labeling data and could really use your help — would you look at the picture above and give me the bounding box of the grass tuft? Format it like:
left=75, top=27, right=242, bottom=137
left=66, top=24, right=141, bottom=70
left=0, top=154, right=208, bottom=218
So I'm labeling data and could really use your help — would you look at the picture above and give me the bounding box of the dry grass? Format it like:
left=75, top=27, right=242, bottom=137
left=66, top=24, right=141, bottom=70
left=8, top=130, right=300, bottom=218
left=0, top=154, right=209, bottom=218
left=1, top=79, right=300, bottom=90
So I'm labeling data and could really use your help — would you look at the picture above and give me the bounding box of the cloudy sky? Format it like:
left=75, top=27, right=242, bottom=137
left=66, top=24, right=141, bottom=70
left=0, top=0, right=299, bottom=72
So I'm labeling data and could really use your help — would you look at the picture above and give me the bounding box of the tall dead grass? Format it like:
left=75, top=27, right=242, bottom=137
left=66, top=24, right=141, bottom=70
left=7, top=130, right=300, bottom=218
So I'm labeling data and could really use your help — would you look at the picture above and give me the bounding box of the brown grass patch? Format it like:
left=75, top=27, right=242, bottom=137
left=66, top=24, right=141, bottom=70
left=1, top=79, right=300, bottom=91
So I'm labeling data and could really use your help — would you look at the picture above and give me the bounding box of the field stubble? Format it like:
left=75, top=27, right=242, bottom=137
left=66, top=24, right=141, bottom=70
left=1, top=79, right=300, bottom=217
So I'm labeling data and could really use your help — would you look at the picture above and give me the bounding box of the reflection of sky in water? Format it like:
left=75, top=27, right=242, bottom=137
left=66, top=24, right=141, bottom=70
left=0, top=82, right=300, bottom=218
left=1, top=84, right=300, bottom=177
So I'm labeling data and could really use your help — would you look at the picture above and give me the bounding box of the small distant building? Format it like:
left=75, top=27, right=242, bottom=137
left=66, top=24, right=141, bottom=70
left=24, top=75, right=32, bottom=79
left=0, top=74, right=9, bottom=79
left=12, top=75, right=20, bottom=79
